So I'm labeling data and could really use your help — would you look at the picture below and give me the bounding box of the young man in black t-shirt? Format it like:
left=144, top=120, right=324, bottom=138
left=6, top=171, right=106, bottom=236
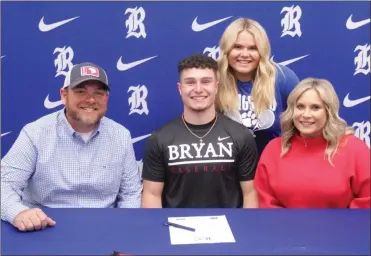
left=141, top=54, right=258, bottom=208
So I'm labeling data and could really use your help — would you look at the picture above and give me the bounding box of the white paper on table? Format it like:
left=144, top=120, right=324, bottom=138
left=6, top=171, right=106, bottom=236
left=167, top=215, right=235, bottom=245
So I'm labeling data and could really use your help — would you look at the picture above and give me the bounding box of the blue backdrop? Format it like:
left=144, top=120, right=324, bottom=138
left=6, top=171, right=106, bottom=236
left=1, top=1, right=370, bottom=171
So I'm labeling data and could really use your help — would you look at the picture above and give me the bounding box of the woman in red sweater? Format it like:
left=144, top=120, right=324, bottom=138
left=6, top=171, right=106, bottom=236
left=254, top=78, right=370, bottom=208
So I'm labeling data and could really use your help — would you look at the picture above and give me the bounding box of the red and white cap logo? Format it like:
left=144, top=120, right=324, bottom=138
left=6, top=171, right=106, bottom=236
left=80, top=66, right=99, bottom=77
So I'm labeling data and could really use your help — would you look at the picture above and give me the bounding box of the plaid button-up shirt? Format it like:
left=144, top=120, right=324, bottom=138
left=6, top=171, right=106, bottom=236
left=1, top=109, right=142, bottom=224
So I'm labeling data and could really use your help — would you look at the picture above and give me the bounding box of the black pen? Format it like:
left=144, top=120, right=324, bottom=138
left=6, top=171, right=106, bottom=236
left=164, top=222, right=196, bottom=232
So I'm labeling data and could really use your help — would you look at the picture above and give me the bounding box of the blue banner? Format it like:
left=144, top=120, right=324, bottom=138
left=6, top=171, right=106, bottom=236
left=1, top=1, right=370, bottom=170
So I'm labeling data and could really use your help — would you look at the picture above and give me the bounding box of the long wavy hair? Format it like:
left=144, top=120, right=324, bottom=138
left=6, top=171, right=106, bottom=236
left=217, top=17, right=278, bottom=116
left=280, top=78, right=354, bottom=165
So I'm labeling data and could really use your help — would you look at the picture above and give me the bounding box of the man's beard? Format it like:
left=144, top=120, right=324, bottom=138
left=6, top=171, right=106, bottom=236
left=74, top=113, right=100, bottom=125
left=67, top=107, right=104, bottom=126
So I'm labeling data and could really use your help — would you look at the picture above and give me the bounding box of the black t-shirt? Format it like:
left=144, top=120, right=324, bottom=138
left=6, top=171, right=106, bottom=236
left=142, top=113, right=258, bottom=208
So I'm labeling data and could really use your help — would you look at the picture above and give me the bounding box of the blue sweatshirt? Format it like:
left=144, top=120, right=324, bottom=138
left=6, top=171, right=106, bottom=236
left=226, top=64, right=299, bottom=156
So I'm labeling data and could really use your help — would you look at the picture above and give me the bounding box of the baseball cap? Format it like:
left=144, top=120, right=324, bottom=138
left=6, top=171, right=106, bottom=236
left=63, top=62, right=110, bottom=90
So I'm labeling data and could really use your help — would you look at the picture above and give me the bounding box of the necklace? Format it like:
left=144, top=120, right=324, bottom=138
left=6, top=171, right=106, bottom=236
left=182, top=113, right=218, bottom=143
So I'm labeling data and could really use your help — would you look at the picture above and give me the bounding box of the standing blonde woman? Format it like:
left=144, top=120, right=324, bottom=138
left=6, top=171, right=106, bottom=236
left=217, top=18, right=300, bottom=155
left=254, top=78, right=370, bottom=208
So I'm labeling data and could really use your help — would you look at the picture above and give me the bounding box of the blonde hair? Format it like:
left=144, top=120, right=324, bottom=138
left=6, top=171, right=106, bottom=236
left=280, top=78, right=354, bottom=165
left=217, top=17, right=277, bottom=115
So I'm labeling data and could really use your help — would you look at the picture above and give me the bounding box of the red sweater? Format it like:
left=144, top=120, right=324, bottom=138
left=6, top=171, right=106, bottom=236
left=254, top=133, right=370, bottom=208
